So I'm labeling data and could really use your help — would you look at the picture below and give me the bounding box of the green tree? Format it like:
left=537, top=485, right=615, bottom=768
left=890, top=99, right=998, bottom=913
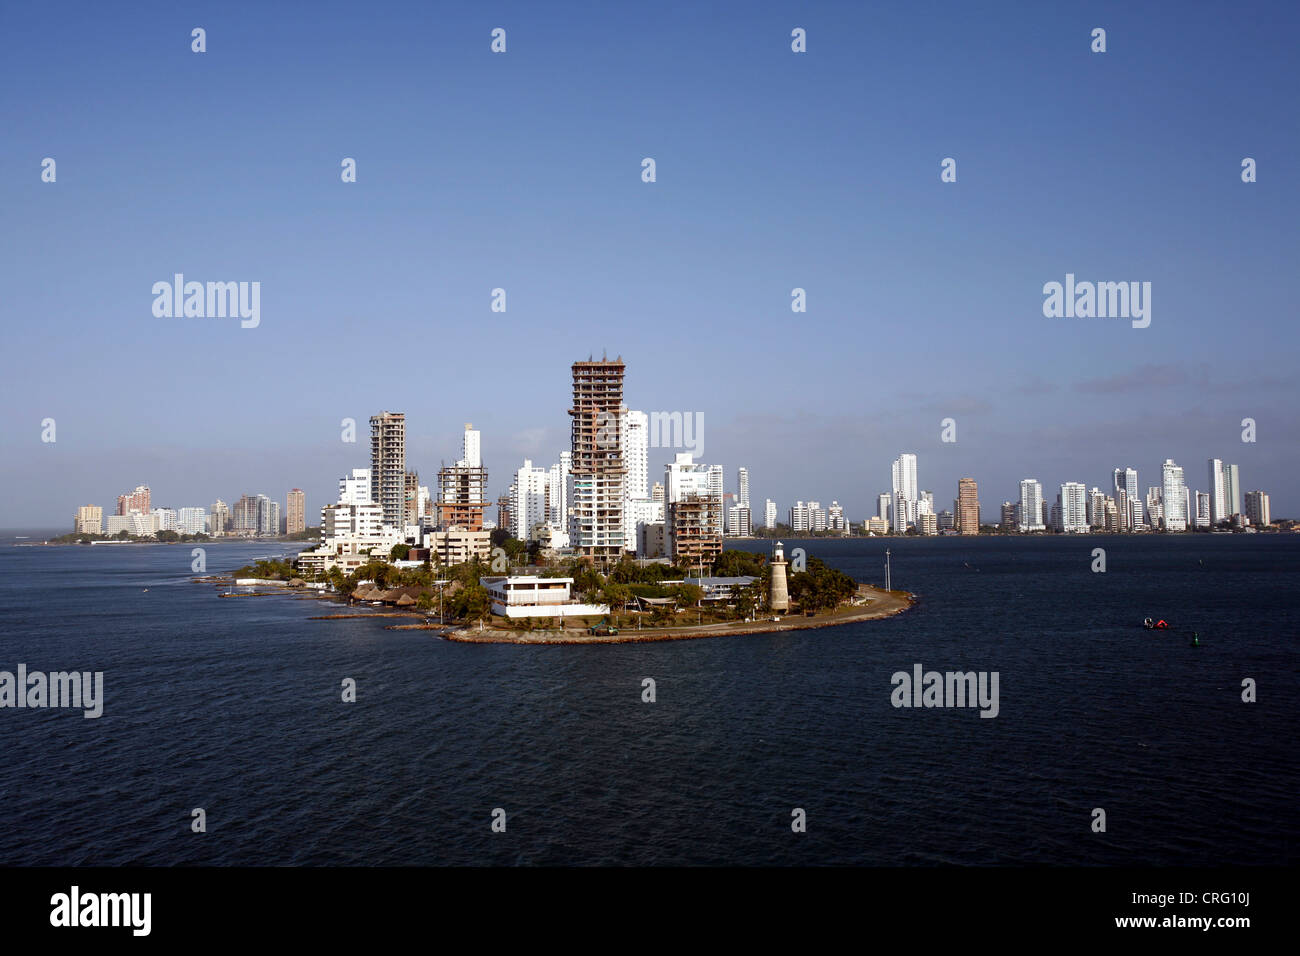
left=674, top=583, right=704, bottom=607
left=600, top=581, right=632, bottom=614
left=712, top=549, right=766, bottom=577
left=788, top=557, right=856, bottom=612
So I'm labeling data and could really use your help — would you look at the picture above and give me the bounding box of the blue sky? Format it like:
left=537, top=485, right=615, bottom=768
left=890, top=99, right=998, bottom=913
left=2, top=0, right=1297, bottom=527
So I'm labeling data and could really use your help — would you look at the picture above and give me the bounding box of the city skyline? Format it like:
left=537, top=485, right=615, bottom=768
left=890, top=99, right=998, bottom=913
left=53, top=360, right=1278, bottom=540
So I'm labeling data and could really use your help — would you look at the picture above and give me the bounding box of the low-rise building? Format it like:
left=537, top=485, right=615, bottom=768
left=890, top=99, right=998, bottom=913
left=480, top=576, right=609, bottom=619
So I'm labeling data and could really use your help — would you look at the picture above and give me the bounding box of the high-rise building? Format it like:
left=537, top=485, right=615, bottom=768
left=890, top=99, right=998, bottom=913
left=177, top=507, right=207, bottom=535
left=622, top=410, right=649, bottom=500
left=764, top=499, right=777, bottom=530
left=287, top=489, right=306, bottom=534
left=1060, top=482, right=1088, bottom=533
left=1245, top=491, right=1270, bottom=526
left=116, top=485, right=151, bottom=515
left=437, top=424, right=490, bottom=532
left=74, top=505, right=103, bottom=535
left=369, top=411, right=406, bottom=530
left=339, top=468, right=372, bottom=505
left=956, top=478, right=979, bottom=535
left=706, top=465, right=725, bottom=535
left=891, top=454, right=918, bottom=531
left=828, top=501, right=845, bottom=531
left=209, top=499, right=230, bottom=535
left=461, top=424, right=481, bottom=468
left=1222, top=463, right=1242, bottom=518
left=621, top=411, right=651, bottom=552
left=1194, top=491, right=1211, bottom=528
left=662, top=452, right=721, bottom=564
left=1146, top=486, right=1163, bottom=527
left=809, top=501, right=828, bottom=532
left=1000, top=501, right=1017, bottom=531
left=233, top=495, right=260, bottom=534
left=789, top=501, right=810, bottom=532
left=726, top=503, right=752, bottom=536
left=549, top=452, right=571, bottom=526
left=1104, top=499, right=1121, bottom=532
left=1160, top=459, right=1187, bottom=531
left=257, top=494, right=280, bottom=536
left=568, top=357, right=625, bottom=564
left=404, top=471, right=420, bottom=527
left=1113, top=468, right=1139, bottom=530
left=1208, top=459, right=1227, bottom=524
left=737, top=467, right=750, bottom=509
left=1018, top=480, right=1045, bottom=531
left=1087, top=488, right=1107, bottom=529
left=511, top=460, right=550, bottom=540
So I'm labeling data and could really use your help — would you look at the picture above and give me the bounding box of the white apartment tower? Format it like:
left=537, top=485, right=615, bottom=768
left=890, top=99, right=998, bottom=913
left=1161, top=459, right=1187, bottom=531
left=512, top=460, right=550, bottom=540
left=1060, top=482, right=1088, bottom=533
left=892, top=454, right=918, bottom=531
left=1018, top=479, right=1045, bottom=531
left=1208, top=459, right=1226, bottom=524
left=461, top=424, right=481, bottom=468
left=622, top=409, right=649, bottom=500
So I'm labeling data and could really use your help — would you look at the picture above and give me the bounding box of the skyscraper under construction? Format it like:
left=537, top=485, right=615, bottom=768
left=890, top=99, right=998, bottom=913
left=568, top=356, right=625, bottom=565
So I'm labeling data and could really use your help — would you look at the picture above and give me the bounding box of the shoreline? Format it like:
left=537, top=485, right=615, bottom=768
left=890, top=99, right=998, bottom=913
left=444, top=586, right=915, bottom=645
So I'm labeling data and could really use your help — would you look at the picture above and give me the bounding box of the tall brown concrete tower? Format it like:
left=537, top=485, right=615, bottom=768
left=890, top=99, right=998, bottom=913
left=568, top=356, right=626, bottom=566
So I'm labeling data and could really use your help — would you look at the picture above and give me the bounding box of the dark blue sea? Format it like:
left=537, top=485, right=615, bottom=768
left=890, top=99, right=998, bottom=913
left=0, top=534, right=1296, bottom=866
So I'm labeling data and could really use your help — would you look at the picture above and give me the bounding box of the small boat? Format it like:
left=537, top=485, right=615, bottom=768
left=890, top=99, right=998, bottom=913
left=1143, top=618, right=1169, bottom=630
left=142, top=588, right=149, bottom=593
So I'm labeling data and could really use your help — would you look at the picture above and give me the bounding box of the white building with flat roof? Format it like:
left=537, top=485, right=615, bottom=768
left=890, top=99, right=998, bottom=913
left=339, top=468, right=372, bottom=505
left=480, top=576, right=609, bottom=619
